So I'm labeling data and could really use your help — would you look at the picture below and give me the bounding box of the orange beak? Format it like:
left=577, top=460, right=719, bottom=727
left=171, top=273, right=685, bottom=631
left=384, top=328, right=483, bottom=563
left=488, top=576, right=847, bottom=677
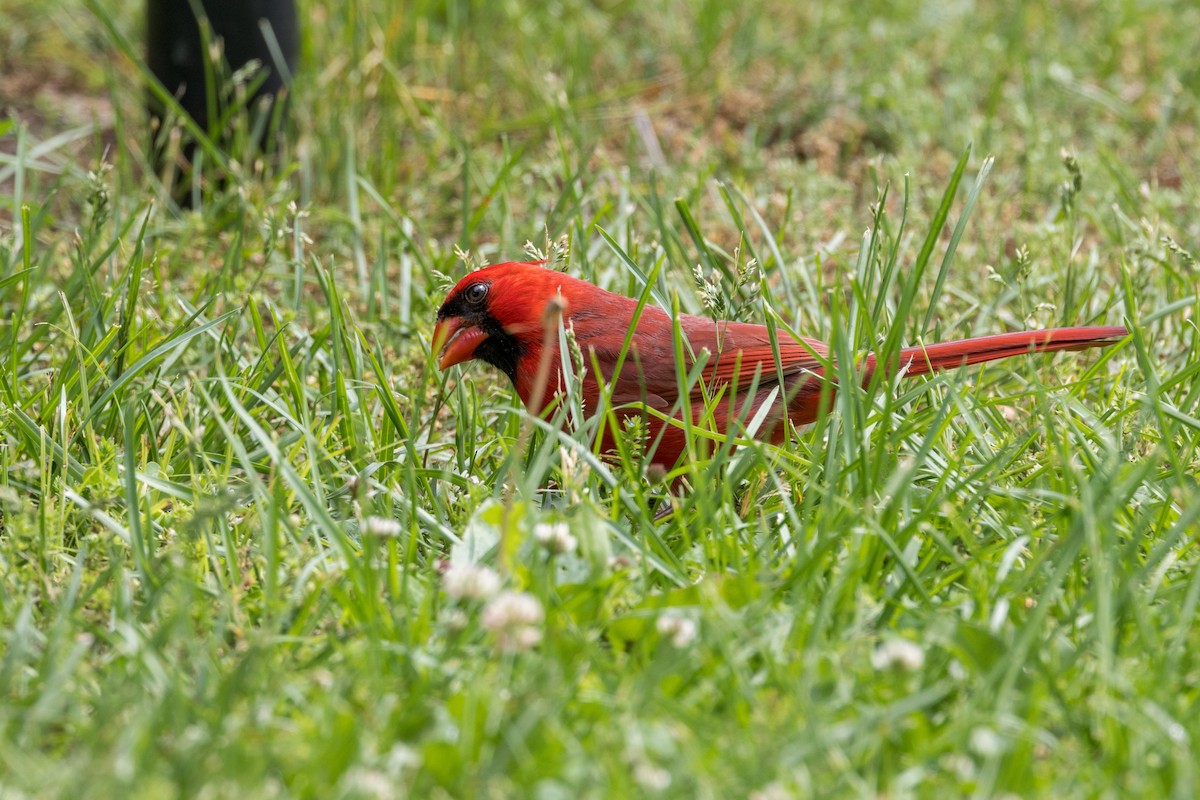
left=432, top=317, right=489, bottom=370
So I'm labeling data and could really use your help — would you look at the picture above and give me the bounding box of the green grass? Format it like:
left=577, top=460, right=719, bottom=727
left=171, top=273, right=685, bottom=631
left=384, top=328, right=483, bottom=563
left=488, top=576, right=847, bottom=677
left=2, top=0, right=1199, bottom=796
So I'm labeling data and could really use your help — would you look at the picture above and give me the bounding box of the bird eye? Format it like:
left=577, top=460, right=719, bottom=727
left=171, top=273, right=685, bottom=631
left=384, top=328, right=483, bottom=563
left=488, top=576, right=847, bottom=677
left=464, top=283, right=489, bottom=305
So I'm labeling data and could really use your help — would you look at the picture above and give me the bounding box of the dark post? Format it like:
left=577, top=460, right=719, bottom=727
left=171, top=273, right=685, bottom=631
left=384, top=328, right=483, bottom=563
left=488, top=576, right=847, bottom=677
left=146, top=0, right=299, bottom=191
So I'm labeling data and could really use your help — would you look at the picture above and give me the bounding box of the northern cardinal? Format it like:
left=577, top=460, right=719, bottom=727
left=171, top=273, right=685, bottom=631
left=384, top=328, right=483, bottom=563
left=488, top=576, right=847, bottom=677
left=433, top=261, right=1126, bottom=469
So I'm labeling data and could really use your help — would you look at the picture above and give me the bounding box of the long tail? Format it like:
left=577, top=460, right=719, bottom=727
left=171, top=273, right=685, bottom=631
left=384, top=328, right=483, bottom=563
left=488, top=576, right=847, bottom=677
left=865, top=326, right=1127, bottom=379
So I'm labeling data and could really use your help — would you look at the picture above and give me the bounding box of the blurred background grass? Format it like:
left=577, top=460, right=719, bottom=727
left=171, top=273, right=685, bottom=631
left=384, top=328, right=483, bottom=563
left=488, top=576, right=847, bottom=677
left=1, top=0, right=1198, bottom=797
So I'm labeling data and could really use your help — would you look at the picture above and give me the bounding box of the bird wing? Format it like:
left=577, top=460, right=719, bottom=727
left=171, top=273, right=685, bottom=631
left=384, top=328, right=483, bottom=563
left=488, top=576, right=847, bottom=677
left=572, top=304, right=829, bottom=411
left=681, top=317, right=828, bottom=391
left=606, top=315, right=830, bottom=408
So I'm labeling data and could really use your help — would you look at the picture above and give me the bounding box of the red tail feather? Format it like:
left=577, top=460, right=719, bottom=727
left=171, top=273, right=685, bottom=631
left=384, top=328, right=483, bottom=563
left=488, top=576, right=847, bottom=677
left=866, top=326, right=1127, bottom=379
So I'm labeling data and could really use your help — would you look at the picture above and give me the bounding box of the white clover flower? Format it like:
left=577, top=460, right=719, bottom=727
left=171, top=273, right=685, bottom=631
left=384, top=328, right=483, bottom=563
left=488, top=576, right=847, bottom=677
left=481, top=591, right=544, bottom=628
left=443, top=609, right=469, bottom=631
left=871, top=639, right=925, bottom=672
left=533, top=521, right=577, bottom=555
left=512, top=625, right=543, bottom=651
left=339, top=767, right=392, bottom=799
left=969, top=726, right=1004, bottom=757
left=749, top=782, right=792, bottom=800
left=942, top=753, right=976, bottom=781
left=633, top=762, right=671, bottom=791
left=363, top=515, right=402, bottom=538
left=442, top=563, right=502, bottom=601
left=481, top=591, right=544, bottom=652
left=656, top=613, right=698, bottom=648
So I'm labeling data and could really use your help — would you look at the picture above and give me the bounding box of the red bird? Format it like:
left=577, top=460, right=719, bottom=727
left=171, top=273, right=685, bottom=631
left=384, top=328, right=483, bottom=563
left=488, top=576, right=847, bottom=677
left=432, top=261, right=1126, bottom=469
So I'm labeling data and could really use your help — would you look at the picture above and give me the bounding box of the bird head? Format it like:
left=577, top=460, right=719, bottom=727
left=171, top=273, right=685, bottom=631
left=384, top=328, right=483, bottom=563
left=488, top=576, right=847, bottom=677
left=432, top=261, right=569, bottom=381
